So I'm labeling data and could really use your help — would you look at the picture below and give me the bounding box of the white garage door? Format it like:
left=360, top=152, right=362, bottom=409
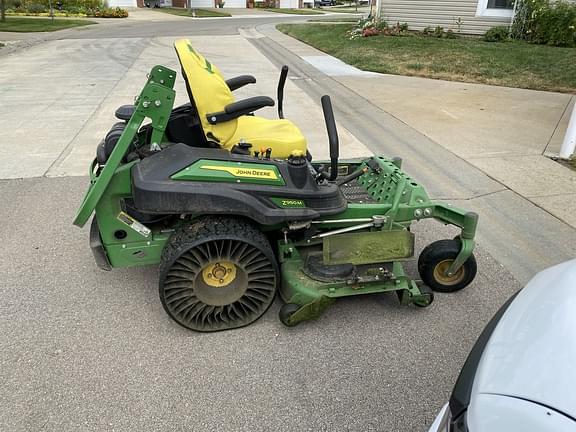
left=279, top=0, right=298, bottom=7
left=191, top=0, right=214, bottom=7
left=108, top=0, right=137, bottom=6
left=223, top=0, right=246, bottom=7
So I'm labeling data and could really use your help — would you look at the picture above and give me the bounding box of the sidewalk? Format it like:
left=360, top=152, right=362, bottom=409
left=263, top=25, right=576, bottom=229
left=0, top=33, right=368, bottom=179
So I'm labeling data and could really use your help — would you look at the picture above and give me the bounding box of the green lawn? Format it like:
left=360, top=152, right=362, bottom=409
left=0, top=17, right=96, bottom=32
left=263, top=8, right=324, bottom=14
left=155, top=7, right=231, bottom=17
left=319, top=7, right=366, bottom=13
left=277, top=23, right=576, bottom=93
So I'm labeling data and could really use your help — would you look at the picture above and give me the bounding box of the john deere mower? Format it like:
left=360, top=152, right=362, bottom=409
left=73, top=39, right=479, bottom=332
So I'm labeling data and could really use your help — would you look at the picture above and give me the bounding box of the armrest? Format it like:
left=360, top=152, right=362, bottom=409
left=207, top=96, right=275, bottom=125
left=115, top=104, right=136, bottom=121
left=226, top=75, right=256, bottom=91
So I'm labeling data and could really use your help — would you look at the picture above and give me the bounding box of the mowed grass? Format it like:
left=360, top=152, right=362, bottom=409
left=319, top=6, right=367, bottom=13
left=263, top=8, right=324, bottom=14
left=277, top=23, right=576, bottom=93
left=0, top=17, right=96, bottom=32
left=155, top=7, right=231, bottom=17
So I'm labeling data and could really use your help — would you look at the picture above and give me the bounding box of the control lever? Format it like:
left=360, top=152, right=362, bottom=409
left=277, top=65, right=289, bottom=119
left=320, top=95, right=339, bottom=181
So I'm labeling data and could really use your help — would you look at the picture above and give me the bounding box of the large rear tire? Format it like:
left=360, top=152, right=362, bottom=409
left=159, top=216, right=278, bottom=332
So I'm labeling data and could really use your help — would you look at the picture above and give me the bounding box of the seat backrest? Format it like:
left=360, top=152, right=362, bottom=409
left=174, top=39, right=237, bottom=144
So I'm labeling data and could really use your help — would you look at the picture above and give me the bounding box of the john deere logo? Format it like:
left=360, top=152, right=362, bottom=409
left=171, top=160, right=285, bottom=186
left=236, top=169, right=272, bottom=177
left=201, top=165, right=278, bottom=180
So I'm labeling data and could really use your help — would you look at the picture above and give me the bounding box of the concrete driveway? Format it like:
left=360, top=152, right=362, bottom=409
left=0, top=15, right=553, bottom=432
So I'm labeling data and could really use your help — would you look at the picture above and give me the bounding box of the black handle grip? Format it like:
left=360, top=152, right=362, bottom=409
left=321, top=95, right=339, bottom=181
left=277, top=65, right=289, bottom=119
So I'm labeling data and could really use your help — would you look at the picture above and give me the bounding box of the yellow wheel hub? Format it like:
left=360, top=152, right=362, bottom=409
left=433, top=259, right=465, bottom=286
left=202, top=261, right=237, bottom=288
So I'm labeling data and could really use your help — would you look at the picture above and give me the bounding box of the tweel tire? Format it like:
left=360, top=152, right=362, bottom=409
left=159, top=216, right=278, bottom=332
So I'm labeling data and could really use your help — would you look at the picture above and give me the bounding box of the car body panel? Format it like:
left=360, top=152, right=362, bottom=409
left=471, top=259, right=576, bottom=421
left=468, top=394, right=576, bottom=432
left=428, top=259, right=576, bottom=432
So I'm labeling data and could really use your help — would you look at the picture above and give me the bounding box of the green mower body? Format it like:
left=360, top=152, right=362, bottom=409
left=74, top=53, right=478, bottom=332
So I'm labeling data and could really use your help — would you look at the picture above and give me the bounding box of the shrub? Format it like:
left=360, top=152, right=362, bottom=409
left=421, top=26, right=433, bottom=36
left=65, top=5, right=82, bottom=13
left=91, top=6, right=127, bottom=17
left=347, top=18, right=411, bottom=39
left=362, top=27, right=380, bottom=37
left=7, top=0, right=23, bottom=8
left=383, top=21, right=408, bottom=35
left=421, top=25, right=459, bottom=39
left=512, top=0, right=576, bottom=47
left=484, top=26, right=509, bottom=42
left=27, top=2, right=47, bottom=12
left=348, top=17, right=386, bottom=39
left=433, top=25, right=444, bottom=38
left=421, top=25, right=453, bottom=38
left=19, top=0, right=103, bottom=12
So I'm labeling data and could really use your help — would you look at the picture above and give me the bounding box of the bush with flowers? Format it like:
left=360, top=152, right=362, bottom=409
left=512, top=0, right=576, bottom=47
left=347, top=17, right=408, bottom=39
left=5, top=0, right=128, bottom=17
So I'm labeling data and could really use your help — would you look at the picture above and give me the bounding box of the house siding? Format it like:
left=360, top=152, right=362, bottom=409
left=380, top=0, right=510, bottom=35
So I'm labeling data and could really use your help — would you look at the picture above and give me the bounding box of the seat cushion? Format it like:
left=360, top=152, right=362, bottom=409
left=226, top=116, right=307, bottom=159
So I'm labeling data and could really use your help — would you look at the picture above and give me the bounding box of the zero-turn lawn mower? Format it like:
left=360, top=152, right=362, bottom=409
left=73, top=39, right=479, bottom=332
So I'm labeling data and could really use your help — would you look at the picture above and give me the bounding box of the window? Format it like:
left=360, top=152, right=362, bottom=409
left=476, top=0, right=514, bottom=17
left=488, top=0, right=513, bottom=8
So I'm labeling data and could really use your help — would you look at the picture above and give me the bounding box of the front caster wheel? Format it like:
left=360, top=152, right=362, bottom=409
left=279, top=303, right=301, bottom=327
left=418, top=239, right=477, bottom=293
left=159, top=217, right=278, bottom=332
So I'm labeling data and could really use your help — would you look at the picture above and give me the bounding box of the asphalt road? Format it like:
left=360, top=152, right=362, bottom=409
left=0, top=13, right=531, bottom=432
left=0, top=176, right=520, bottom=431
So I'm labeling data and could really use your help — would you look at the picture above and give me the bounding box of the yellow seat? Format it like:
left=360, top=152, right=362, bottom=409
left=174, top=39, right=307, bottom=159
left=230, top=116, right=307, bottom=157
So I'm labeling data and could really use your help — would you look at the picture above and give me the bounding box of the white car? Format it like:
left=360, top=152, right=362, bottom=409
left=429, top=260, right=576, bottom=432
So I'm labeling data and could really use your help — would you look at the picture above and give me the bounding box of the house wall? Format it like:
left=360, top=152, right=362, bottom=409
left=380, top=0, right=510, bottom=35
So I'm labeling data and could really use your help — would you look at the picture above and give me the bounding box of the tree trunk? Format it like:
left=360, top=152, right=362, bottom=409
left=1, top=0, right=6, bottom=23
